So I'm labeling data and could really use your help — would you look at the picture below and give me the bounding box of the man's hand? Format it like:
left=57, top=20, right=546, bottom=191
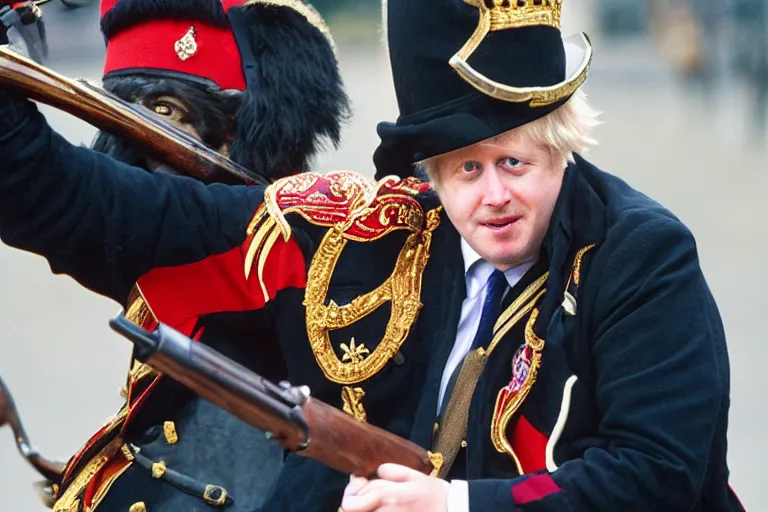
left=339, top=463, right=450, bottom=512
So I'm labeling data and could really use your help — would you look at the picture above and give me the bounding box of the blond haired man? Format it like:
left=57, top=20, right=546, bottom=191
left=338, top=0, right=744, bottom=510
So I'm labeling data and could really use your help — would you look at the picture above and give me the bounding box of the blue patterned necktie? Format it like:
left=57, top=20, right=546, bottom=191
left=438, top=269, right=508, bottom=414
left=470, top=269, right=508, bottom=350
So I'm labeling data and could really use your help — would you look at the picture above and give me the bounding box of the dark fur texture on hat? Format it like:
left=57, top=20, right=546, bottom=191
left=97, top=0, right=350, bottom=181
left=92, top=74, right=240, bottom=170
left=101, top=0, right=229, bottom=40
left=227, top=3, right=350, bottom=180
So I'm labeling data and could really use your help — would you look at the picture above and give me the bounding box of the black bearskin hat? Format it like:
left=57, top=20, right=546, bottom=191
left=96, top=0, right=350, bottom=181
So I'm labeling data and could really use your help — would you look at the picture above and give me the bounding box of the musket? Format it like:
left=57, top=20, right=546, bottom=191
left=0, top=45, right=267, bottom=186
left=108, top=315, right=442, bottom=478
left=0, top=375, right=64, bottom=506
left=0, top=376, right=65, bottom=482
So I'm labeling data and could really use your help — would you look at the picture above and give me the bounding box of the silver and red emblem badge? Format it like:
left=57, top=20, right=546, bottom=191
left=507, top=344, right=534, bottom=394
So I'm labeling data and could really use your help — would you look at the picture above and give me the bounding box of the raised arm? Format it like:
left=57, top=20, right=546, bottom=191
left=0, top=92, right=282, bottom=306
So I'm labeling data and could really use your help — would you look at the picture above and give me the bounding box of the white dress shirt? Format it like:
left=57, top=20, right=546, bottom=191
left=444, top=238, right=535, bottom=512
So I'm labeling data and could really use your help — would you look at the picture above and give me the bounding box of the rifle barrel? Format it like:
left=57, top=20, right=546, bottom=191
left=109, top=317, right=438, bottom=478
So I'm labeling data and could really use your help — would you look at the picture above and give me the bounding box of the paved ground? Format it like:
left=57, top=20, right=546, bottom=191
left=1, top=3, right=766, bottom=510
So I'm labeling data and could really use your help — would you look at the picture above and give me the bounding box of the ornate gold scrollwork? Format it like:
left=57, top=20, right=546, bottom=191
left=490, top=308, right=546, bottom=470
left=246, top=172, right=437, bottom=420
left=303, top=208, right=441, bottom=386
left=341, top=386, right=367, bottom=422
left=340, top=338, right=370, bottom=363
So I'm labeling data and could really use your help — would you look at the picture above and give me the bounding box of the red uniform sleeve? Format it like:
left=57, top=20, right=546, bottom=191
left=136, top=228, right=307, bottom=334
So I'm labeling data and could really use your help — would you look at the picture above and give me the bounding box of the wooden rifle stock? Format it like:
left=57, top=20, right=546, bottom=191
left=109, top=316, right=440, bottom=479
left=0, top=45, right=266, bottom=186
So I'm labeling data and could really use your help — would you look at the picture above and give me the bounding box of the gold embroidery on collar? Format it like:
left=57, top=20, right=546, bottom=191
left=487, top=273, right=548, bottom=356
left=571, top=243, right=597, bottom=287
left=120, top=444, right=134, bottom=462
left=562, top=244, right=598, bottom=316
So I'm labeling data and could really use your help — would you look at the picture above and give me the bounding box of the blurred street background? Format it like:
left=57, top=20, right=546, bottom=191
left=0, top=0, right=766, bottom=510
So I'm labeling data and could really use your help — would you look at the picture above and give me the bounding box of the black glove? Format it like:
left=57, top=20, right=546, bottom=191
left=0, top=15, right=9, bottom=46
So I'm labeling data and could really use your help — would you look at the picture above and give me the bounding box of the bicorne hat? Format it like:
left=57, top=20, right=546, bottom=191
left=374, top=0, right=592, bottom=178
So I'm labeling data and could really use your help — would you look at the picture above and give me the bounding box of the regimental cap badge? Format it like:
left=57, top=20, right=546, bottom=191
left=174, top=26, right=198, bottom=61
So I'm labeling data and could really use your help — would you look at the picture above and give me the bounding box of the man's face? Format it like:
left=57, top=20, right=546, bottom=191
left=430, top=132, right=565, bottom=271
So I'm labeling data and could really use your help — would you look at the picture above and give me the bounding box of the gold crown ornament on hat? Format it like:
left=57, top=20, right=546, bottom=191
left=485, top=0, right=563, bottom=30
left=450, top=0, right=593, bottom=107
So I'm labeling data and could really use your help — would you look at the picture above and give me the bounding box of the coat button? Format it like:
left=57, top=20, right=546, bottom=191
left=163, top=421, right=179, bottom=444
left=129, top=502, right=147, bottom=512
left=151, top=461, right=166, bottom=479
left=460, top=440, right=467, bottom=448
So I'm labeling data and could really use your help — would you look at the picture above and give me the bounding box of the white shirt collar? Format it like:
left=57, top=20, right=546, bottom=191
left=460, top=238, right=536, bottom=299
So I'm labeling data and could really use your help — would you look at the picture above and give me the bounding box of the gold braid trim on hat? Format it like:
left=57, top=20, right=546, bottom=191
left=450, top=0, right=592, bottom=107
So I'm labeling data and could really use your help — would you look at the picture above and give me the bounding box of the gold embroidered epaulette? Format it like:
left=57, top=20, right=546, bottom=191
left=244, top=171, right=431, bottom=297
left=245, top=171, right=441, bottom=423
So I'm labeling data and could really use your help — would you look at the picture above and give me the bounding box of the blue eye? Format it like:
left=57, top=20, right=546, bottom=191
left=499, top=157, right=523, bottom=169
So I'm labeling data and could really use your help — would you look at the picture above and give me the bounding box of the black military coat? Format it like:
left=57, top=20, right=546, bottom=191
left=409, top=155, right=746, bottom=511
